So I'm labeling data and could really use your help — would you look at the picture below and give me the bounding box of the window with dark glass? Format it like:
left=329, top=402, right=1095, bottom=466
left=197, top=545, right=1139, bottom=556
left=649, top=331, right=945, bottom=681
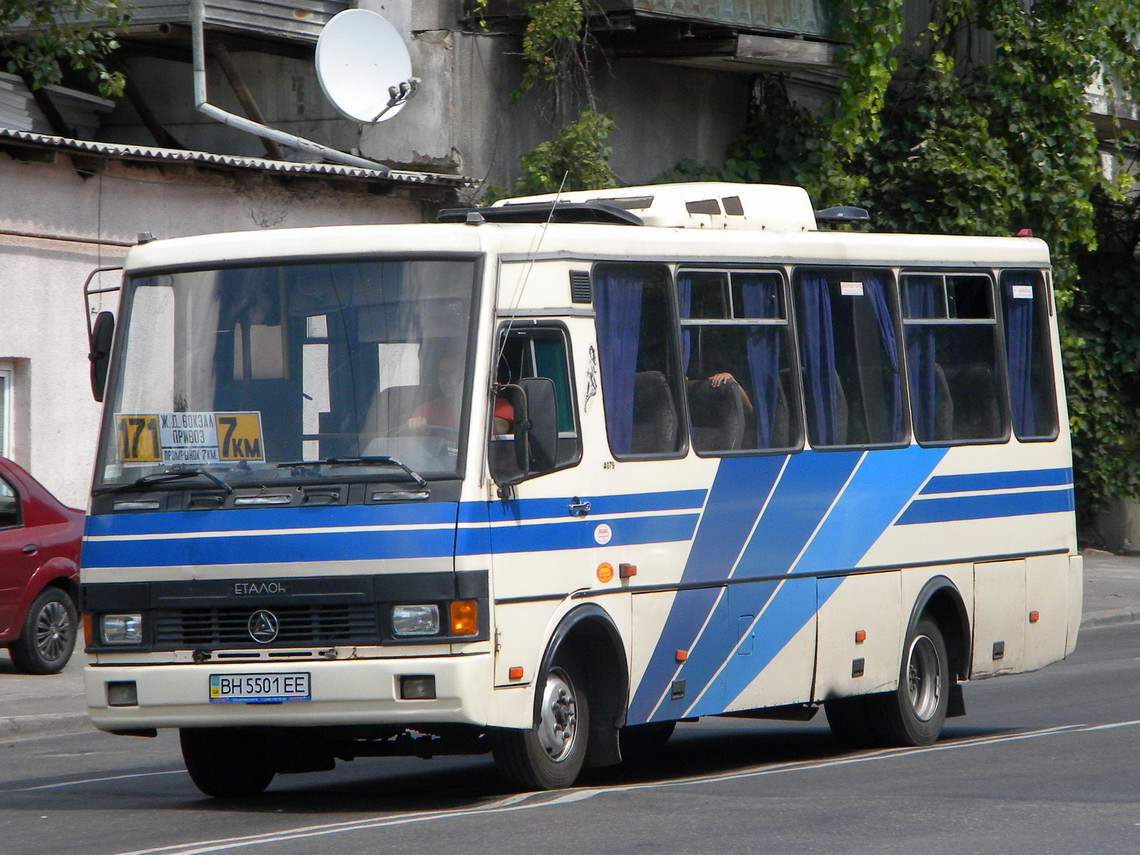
left=792, top=268, right=905, bottom=448
left=593, top=263, right=685, bottom=457
left=677, top=269, right=801, bottom=454
left=0, top=476, right=18, bottom=529
left=494, top=326, right=581, bottom=470
left=999, top=271, right=1058, bottom=440
left=901, top=272, right=1007, bottom=444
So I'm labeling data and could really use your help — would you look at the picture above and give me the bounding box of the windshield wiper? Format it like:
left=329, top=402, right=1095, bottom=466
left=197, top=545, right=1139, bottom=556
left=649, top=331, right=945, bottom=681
left=95, top=469, right=235, bottom=495
left=276, top=456, right=428, bottom=490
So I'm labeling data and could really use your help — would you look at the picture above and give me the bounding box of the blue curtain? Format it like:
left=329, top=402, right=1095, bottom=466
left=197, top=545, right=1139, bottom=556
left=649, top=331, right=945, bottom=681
left=594, top=268, right=644, bottom=454
left=676, top=272, right=693, bottom=372
left=740, top=273, right=781, bottom=448
left=864, top=274, right=902, bottom=440
left=1003, top=273, right=1036, bottom=436
left=798, top=273, right=839, bottom=445
left=903, top=276, right=940, bottom=441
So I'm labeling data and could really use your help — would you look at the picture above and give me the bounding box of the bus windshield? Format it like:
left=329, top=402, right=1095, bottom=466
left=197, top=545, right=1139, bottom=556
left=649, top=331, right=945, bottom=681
left=94, top=257, right=479, bottom=491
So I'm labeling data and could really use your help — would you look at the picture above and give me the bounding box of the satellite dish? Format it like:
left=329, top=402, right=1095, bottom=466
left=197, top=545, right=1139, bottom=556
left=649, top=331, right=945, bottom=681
left=316, top=9, right=418, bottom=124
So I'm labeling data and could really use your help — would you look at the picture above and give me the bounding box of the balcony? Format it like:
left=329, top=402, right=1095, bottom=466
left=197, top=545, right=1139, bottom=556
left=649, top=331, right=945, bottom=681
left=474, top=0, right=835, bottom=71
left=5, top=0, right=350, bottom=47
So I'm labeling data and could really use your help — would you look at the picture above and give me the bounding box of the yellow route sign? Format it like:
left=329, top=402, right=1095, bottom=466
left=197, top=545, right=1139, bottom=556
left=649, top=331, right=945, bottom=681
left=114, top=412, right=265, bottom=465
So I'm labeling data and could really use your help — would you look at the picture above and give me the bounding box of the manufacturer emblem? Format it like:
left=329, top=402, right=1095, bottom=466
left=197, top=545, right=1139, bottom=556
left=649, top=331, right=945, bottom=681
left=247, top=610, right=280, bottom=644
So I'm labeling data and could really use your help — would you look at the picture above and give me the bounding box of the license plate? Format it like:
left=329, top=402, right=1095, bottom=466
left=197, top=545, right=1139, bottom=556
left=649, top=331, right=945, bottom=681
left=209, top=673, right=311, bottom=704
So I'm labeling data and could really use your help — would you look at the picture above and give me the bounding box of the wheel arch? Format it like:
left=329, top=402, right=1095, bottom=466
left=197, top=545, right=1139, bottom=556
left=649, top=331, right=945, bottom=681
left=538, top=603, right=628, bottom=768
left=908, top=575, right=970, bottom=683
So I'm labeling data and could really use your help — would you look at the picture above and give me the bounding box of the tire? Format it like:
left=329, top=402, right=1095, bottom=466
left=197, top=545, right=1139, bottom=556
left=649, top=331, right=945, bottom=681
left=180, top=728, right=276, bottom=799
left=824, top=696, right=878, bottom=748
left=872, top=616, right=950, bottom=746
left=10, top=587, right=77, bottom=675
left=491, top=652, right=589, bottom=790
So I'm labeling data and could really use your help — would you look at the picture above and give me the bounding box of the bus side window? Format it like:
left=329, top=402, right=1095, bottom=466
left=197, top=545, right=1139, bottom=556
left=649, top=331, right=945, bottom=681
left=677, top=269, right=801, bottom=454
left=593, top=263, right=685, bottom=458
left=495, top=326, right=582, bottom=471
left=793, top=269, right=906, bottom=448
left=999, top=271, right=1058, bottom=441
left=902, top=273, right=1009, bottom=444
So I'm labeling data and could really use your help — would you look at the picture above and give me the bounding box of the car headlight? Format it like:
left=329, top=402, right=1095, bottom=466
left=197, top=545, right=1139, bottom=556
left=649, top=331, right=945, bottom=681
left=391, top=604, right=440, bottom=636
left=101, top=613, right=143, bottom=645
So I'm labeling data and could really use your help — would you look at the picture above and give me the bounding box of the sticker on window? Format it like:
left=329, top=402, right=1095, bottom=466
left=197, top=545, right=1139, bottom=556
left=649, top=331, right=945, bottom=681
left=115, top=412, right=265, bottom=465
left=840, top=281, right=865, bottom=297
left=1011, top=284, right=1034, bottom=300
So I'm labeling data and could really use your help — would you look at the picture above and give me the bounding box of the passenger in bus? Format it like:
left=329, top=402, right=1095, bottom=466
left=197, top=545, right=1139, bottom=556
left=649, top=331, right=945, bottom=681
left=405, top=352, right=463, bottom=431
left=705, top=371, right=754, bottom=416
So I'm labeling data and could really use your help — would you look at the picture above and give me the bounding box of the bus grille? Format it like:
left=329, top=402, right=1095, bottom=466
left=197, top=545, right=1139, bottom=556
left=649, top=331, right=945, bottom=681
left=153, top=604, right=380, bottom=647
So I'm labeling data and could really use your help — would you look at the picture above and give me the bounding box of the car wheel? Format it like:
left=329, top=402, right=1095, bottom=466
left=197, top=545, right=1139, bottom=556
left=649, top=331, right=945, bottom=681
left=871, top=616, right=950, bottom=746
left=10, top=587, right=77, bottom=675
left=491, top=652, right=589, bottom=790
left=180, top=728, right=276, bottom=799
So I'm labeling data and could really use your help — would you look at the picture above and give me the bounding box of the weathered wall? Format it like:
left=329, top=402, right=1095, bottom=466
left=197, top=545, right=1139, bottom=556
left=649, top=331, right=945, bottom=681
left=97, top=0, right=750, bottom=196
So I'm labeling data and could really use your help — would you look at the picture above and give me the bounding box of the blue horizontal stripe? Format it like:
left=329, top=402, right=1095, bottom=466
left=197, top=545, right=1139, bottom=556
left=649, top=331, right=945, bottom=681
left=482, top=513, right=699, bottom=555
left=898, top=487, right=1074, bottom=525
left=920, top=467, right=1072, bottom=495
left=82, top=527, right=457, bottom=568
left=459, top=490, right=706, bottom=525
left=84, top=502, right=459, bottom=539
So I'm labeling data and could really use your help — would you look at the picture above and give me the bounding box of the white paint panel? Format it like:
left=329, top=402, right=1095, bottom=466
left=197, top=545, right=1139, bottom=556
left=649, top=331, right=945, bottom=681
left=972, top=559, right=1026, bottom=677
left=814, top=571, right=902, bottom=700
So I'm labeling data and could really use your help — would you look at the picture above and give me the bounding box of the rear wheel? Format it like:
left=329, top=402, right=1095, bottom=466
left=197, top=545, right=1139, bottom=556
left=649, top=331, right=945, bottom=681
left=10, top=587, right=77, bottom=675
left=180, top=728, right=276, bottom=799
left=873, top=616, right=950, bottom=746
left=491, top=652, right=589, bottom=790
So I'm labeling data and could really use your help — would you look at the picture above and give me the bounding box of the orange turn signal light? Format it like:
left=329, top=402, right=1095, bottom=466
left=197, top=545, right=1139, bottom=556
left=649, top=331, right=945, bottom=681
left=675, top=649, right=688, bottom=663
left=508, top=666, right=524, bottom=681
left=1028, top=610, right=1040, bottom=623
left=450, top=600, right=478, bottom=635
left=855, top=630, right=866, bottom=644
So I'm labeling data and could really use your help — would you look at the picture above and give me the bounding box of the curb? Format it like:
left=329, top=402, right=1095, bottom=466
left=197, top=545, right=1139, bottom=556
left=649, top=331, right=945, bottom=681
left=1080, top=611, right=1140, bottom=630
left=0, top=712, right=94, bottom=742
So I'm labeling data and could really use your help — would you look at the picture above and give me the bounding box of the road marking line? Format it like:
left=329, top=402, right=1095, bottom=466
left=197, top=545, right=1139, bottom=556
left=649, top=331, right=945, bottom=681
left=8, top=770, right=184, bottom=792
left=107, top=718, right=1140, bottom=855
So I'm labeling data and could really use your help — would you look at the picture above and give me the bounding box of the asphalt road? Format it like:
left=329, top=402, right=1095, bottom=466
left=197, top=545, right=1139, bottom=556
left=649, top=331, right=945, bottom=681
left=0, top=620, right=1136, bottom=855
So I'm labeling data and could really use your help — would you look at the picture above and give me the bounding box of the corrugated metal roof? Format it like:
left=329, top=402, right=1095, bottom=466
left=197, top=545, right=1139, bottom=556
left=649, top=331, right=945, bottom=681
left=0, top=128, right=472, bottom=187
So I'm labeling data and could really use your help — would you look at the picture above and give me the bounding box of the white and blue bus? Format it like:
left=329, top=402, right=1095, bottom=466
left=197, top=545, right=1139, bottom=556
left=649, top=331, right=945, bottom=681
left=81, top=183, right=1081, bottom=797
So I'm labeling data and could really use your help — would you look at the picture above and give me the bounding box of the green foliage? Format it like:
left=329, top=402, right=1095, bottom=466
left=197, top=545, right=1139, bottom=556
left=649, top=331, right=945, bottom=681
left=486, top=0, right=616, bottom=199
left=0, top=0, right=131, bottom=98
left=489, top=109, right=616, bottom=200
left=518, top=0, right=584, bottom=95
left=661, top=0, right=1140, bottom=515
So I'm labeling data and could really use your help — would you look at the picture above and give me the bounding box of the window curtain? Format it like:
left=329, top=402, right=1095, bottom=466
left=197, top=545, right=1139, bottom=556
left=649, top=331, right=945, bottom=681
left=798, top=273, right=840, bottom=445
left=1003, top=273, right=1036, bottom=437
left=594, top=267, right=644, bottom=454
left=676, top=272, right=693, bottom=372
left=739, top=273, right=781, bottom=448
left=864, top=274, right=903, bottom=440
left=903, top=276, right=940, bottom=441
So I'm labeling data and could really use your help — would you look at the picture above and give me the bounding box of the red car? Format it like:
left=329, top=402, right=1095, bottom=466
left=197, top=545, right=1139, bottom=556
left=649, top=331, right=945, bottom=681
left=0, top=458, right=83, bottom=674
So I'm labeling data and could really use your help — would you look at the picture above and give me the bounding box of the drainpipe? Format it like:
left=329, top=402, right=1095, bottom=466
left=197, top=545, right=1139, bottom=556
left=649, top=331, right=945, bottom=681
left=189, top=0, right=390, bottom=174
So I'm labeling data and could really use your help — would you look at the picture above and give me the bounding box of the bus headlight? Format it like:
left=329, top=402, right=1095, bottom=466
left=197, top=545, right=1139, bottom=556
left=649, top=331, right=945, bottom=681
left=101, top=614, right=144, bottom=645
left=391, top=605, right=440, bottom=636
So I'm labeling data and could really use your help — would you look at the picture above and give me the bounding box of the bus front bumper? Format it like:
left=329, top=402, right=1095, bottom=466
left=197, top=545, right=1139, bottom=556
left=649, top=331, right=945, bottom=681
left=84, top=654, right=494, bottom=732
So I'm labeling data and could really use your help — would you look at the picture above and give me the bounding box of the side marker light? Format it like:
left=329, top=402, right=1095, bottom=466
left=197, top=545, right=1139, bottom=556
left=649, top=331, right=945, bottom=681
left=1029, top=611, right=1040, bottom=623
left=855, top=630, right=866, bottom=644
left=675, top=649, right=688, bottom=663
left=508, top=666, right=524, bottom=681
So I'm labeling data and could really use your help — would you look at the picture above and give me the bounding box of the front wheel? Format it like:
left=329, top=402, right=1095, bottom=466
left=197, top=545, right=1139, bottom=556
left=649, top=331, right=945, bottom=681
left=491, top=653, right=589, bottom=790
left=10, top=587, right=77, bottom=675
left=180, top=728, right=276, bottom=799
left=873, top=616, right=950, bottom=746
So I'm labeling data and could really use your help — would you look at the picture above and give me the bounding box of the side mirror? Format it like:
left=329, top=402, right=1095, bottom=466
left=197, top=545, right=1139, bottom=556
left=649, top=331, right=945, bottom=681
left=89, top=311, right=115, bottom=402
left=490, top=377, right=558, bottom=488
